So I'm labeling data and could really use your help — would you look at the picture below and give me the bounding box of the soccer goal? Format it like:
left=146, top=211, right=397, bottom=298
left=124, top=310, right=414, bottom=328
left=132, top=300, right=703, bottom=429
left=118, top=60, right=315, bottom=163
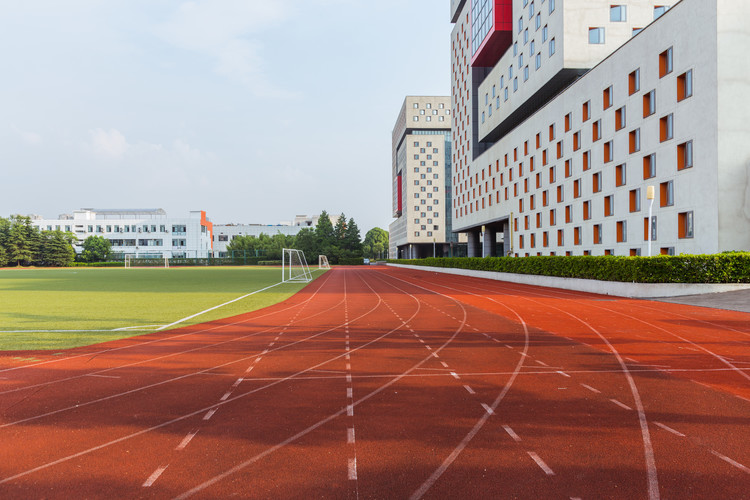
left=282, top=248, right=312, bottom=283
left=318, top=255, right=330, bottom=270
left=124, top=255, right=169, bottom=268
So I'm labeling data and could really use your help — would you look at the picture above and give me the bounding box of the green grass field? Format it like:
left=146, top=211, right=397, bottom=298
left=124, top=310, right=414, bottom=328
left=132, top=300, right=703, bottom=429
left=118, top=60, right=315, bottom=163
left=0, top=267, right=326, bottom=351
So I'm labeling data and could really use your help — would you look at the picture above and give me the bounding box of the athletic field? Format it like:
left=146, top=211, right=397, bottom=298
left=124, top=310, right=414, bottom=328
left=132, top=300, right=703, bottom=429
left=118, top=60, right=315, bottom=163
left=0, top=267, right=324, bottom=351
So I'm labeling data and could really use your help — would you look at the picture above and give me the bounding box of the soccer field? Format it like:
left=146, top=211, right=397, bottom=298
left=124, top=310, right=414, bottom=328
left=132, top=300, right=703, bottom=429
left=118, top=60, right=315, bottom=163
left=0, top=266, right=325, bottom=351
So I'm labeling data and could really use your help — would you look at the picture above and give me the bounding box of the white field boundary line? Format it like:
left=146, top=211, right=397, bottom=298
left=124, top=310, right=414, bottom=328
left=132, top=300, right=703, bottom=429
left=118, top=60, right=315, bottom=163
left=0, top=268, right=416, bottom=488
left=0, top=272, right=334, bottom=376
left=407, top=272, right=660, bottom=500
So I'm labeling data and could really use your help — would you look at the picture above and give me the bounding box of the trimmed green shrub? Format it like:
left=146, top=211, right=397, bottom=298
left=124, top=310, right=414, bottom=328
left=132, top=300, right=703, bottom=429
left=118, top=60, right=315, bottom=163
left=258, top=260, right=282, bottom=266
left=387, top=253, right=750, bottom=284
left=338, top=257, right=367, bottom=265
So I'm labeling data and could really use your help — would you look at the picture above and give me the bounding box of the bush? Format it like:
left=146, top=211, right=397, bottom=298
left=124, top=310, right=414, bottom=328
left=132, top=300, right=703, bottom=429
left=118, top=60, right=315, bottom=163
left=387, top=253, right=750, bottom=284
left=258, top=260, right=282, bottom=266
left=68, top=262, right=124, bottom=268
left=338, top=257, right=367, bottom=265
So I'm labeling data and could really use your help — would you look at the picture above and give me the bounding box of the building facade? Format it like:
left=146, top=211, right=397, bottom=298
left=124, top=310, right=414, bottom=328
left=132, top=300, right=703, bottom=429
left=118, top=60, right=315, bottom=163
left=450, top=0, right=750, bottom=256
left=212, top=223, right=304, bottom=257
left=31, top=209, right=214, bottom=258
left=389, top=96, right=465, bottom=259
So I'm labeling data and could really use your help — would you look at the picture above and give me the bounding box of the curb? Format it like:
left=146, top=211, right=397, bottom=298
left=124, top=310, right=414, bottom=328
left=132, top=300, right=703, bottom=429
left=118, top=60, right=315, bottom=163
left=386, top=263, right=750, bottom=298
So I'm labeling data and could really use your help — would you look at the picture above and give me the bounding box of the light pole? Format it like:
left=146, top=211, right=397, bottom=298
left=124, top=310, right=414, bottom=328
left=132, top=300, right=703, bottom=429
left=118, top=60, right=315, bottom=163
left=646, top=185, right=655, bottom=256
left=481, top=225, right=486, bottom=257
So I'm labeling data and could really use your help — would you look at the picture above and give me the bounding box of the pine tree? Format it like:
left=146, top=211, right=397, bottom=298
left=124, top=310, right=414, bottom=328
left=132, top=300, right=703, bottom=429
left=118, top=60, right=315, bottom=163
left=344, top=217, right=362, bottom=255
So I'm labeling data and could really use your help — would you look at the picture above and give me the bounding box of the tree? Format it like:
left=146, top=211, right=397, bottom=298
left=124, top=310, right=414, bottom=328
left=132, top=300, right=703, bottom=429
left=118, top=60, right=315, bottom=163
left=344, top=217, right=362, bottom=256
left=294, top=227, right=319, bottom=262
left=39, top=231, right=76, bottom=267
left=0, top=245, right=7, bottom=267
left=81, top=235, right=111, bottom=263
left=7, top=215, right=36, bottom=266
left=363, top=228, right=389, bottom=259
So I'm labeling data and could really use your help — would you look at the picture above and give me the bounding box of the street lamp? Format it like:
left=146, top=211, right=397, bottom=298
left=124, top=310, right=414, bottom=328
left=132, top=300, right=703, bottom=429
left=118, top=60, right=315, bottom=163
left=646, top=185, right=655, bottom=256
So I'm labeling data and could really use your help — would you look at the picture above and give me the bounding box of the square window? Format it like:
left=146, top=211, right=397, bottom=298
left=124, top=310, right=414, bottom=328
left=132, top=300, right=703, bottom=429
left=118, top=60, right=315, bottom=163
left=643, top=154, right=656, bottom=179
left=610, top=5, right=627, bottom=22
left=677, top=70, right=693, bottom=101
left=660, top=180, right=674, bottom=207
left=678, top=211, right=694, bottom=238
left=643, top=90, right=656, bottom=117
left=660, top=114, right=674, bottom=142
left=589, top=27, right=605, bottom=44
left=629, top=188, right=641, bottom=212
left=603, top=86, right=613, bottom=109
left=629, top=129, right=641, bottom=153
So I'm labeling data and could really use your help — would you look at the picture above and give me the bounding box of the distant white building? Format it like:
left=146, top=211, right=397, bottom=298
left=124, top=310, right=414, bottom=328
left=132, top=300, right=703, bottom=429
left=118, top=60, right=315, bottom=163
left=212, top=223, right=304, bottom=257
left=31, top=208, right=214, bottom=258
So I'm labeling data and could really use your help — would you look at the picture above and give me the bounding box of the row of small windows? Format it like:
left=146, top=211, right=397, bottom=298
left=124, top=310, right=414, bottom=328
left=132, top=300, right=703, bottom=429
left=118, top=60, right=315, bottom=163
left=412, top=103, right=446, bottom=110
left=413, top=231, right=437, bottom=237
left=413, top=116, right=447, bottom=122
left=106, top=239, right=189, bottom=247
left=71, top=224, right=188, bottom=234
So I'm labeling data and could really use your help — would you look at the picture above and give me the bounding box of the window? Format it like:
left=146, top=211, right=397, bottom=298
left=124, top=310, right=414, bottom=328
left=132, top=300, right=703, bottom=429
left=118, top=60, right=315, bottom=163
left=542, top=25, right=548, bottom=42
left=557, top=185, right=564, bottom=202
left=593, top=172, right=602, bottom=193
left=558, top=229, right=564, bottom=246
left=583, top=200, right=591, bottom=220
left=593, top=224, right=602, bottom=244
left=643, top=154, right=656, bottom=179
left=603, top=86, right=613, bottom=110
left=677, top=140, right=693, bottom=170
left=660, top=180, right=674, bottom=207
left=518, top=16, right=524, bottom=33
left=643, top=90, right=656, bottom=117
left=654, top=5, right=670, bottom=20
left=610, top=5, right=627, bottom=22
left=659, top=47, right=673, bottom=78
left=565, top=113, right=571, bottom=132
left=629, top=188, right=641, bottom=212
left=566, top=205, right=573, bottom=223
left=582, top=101, right=590, bottom=121
left=583, top=150, right=591, bottom=171
left=678, top=211, right=694, bottom=239
left=617, top=221, right=627, bottom=242
left=574, top=226, right=582, bottom=245
left=549, top=0, right=555, bottom=14
left=413, top=103, right=419, bottom=109
left=604, top=195, right=614, bottom=217
left=629, top=129, right=641, bottom=153
left=536, top=12, right=541, bottom=30
left=589, top=27, right=605, bottom=44
left=573, top=131, right=581, bottom=151
left=629, top=69, right=640, bottom=95
left=615, top=106, right=626, bottom=131
left=524, top=28, right=529, bottom=44
left=549, top=38, right=556, bottom=56
left=536, top=53, right=541, bottom=70
left=677, top=70, right=693, bottom=101
left=644, top=216, right=657, bottom=241
left=524, top=65, right=529, bottom=81
left=550, top=209, right=557, bottom=226
left=565, top=159, right=572, bottom=178
left=574, top=179, right=581, bottom=198
left=660, top=114, right=674, bottom=142
left=514, top=77, right=518, bottom=91
left=592, top=120, right=601, bottom=141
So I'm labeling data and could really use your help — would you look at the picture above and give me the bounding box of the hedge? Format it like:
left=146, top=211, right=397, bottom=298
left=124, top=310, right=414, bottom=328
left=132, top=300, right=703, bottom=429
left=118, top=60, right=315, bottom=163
left=68, top=262, right=124, bottom=268
left=338, top=257, right=367, bottom=265
left=387, top=254, right=750, bottom=284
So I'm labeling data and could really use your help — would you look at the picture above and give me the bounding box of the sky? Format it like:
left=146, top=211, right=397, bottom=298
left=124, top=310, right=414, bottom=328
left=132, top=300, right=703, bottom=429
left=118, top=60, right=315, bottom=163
left=0, top=0, right=452, bottom=233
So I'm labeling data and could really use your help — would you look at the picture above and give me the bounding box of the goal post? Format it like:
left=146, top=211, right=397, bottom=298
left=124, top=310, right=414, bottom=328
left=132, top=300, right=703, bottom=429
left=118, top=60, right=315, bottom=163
left=282, top=248, right=312, bottom=283
left=124, top=254, right=170, bottom=269
left=318, top=255, right=330, bottom=270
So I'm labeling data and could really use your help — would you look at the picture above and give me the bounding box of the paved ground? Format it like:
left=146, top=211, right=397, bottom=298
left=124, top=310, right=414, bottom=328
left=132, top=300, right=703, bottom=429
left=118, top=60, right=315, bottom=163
left=0, top=266, right=748, bottom=499
left=655, top=288, right=750, bottom=314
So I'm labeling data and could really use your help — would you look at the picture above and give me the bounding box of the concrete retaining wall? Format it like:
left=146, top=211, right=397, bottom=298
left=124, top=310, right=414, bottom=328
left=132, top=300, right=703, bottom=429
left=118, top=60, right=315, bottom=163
left=387, top=264, right=750, bottom=298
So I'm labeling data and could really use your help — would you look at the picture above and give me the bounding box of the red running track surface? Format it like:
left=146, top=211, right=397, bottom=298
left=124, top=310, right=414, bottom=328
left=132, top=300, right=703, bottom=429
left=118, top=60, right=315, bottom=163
left=0, top=266, right=748, bottom=499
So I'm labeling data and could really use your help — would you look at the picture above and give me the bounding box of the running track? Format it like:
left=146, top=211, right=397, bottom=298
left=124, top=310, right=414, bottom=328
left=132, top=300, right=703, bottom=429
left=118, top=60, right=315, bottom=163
left=0, top=266, right=748, bottom=499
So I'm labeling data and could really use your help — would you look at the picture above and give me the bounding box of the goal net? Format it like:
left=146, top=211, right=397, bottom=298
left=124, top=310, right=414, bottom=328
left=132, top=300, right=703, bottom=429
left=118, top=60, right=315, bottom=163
left=318, top=255, right=330, bottom=270
left=282, top=248, right=312, bottom=283
left=124, top=255, right=169, bottom=268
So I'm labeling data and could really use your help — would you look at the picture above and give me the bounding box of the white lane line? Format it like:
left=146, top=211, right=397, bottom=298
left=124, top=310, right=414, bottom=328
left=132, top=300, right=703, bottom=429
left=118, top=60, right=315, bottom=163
left=450, top=371, right=460, bottom=380
left=346, top=354, right=351, bottom=360
left=463, top=385, right=475, bottom=395
left=481, top=403, right=495, bottom=415
left=203, top=409, right=217, bottom=421
left=654, top=422, right=685, bottom=437
left=440, top=362, right=449, bottom=368
left=84, top=374, right=121, bottom=379
left=347, top=427, right=355, bottom=444
left=348, top=458, right=357, bottom=480
left=143, top=465, right=168, bottom=487
left=556, top=371, right=571, bottom=378
left=502, top=425, right=521, bottom=442
left=610, top=399, right=633, bottom=411
left=492, top=338, right=500, bottom=343
left=176, top=431, right=198, bottom=451
left=425, top=345, right=432, bottom=351
left=261, top=349, right=268, bottom=355
left=580, top=383, right=601, bottom=394
left=346, top=363, right=351, bottom=370
left=535, top=360, right=549, bottom=367
left=346, top=404, right=354, bottom=417
left=505, top=344, right=514, bottom=349
left=571, top=497, right=583, bottom=500
left=346, top=388, right=353, bottom=399
left=346, top=374, right=352, bottom=383
left=710, top=450, right=750, bottom=474
left=254, top=357, right=262, bottom=364
left=432, top=352, right=439, bottom=358
left=245, top=366, right=254, bottom=374
left=419, top=339, right=425, bottom=343
left=527, top=452, right=555, bottom=476
left=220, top=391, right=232, bottom=401
left=232, top=378, right=243, bottom=388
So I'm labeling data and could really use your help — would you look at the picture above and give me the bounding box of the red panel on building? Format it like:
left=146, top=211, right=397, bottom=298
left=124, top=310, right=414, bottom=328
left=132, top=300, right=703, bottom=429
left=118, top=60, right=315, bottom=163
left=471, top=0, right=513, bottom=68
left=397, top=174, right=403, bottom=214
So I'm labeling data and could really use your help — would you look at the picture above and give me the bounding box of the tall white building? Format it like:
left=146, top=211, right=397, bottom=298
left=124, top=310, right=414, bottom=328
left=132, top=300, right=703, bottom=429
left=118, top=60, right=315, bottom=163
left=31, top=209, right=214, bottom=258
left=389, top=96, right=465, bottom=259
left=450, top=0, right=750, bottom=256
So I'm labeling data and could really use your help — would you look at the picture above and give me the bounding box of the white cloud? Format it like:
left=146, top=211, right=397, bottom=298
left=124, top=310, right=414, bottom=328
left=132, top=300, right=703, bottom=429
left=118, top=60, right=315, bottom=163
left=11, top=124, right=42, bottom=145
left=156, top=0, right=297, bottom=97
left=88, top=128, right=129, bottom=159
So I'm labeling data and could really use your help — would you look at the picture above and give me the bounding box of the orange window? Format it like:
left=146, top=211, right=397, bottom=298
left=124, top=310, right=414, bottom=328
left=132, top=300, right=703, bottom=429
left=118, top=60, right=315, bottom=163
left=543, top=232, right=549, bottom=247
left=573, top=131, right=580, bottom=151
left=583, top=151, right=590, bottom=171
left=557, top=229, right=564, bottom=246
left=574, top=179, right=581, bottom=198
left=565, top=159, right=572, bottom=178
left=603, top=86, right=612, bottom=110
left=582, top=101, right=590, bottom=121
left=583, top=201, right=591, bottom=220
left=677, top=141, right=693, bottom=170
left=628, top=68, right=640, bottom=95
left=565, top=113, right=571, bottom=132
left=574, top=226, right=581, bottom=245
left=659, top=47, right=673, bottom=78
left=617, top=220, right=627, bottom=242
left=557, top=185, right=564, bottom=203
left=565, top=205, right=572, bottom=223
left=615, top=164, right=626, bottom=187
